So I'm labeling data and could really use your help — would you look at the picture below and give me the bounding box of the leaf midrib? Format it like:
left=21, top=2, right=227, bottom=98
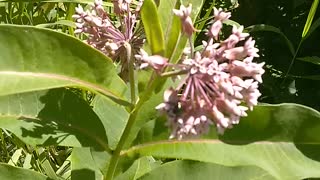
left=0, top=71, right=129, bottom=105
left=120, top=139, right=320, bottom=156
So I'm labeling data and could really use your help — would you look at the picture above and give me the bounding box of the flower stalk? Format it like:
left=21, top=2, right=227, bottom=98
left=124, top=42, right=136, bottom=104
left=105, top=75, right=161, bottom=180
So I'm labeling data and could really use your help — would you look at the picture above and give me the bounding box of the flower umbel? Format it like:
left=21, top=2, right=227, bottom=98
left=73, top=0, right=144, bottom=77
left=145, top=7, right=264, bottom=139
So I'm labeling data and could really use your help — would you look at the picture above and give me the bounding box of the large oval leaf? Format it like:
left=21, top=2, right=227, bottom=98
left=141, top=0, right=165, bottom=55
left=0, top=25, right=129, bottom=105
left=71, top=147, right=103, bottom=180
left=123, top=104, right=320, bottom=180
left=141, top=160, right=275, bottom=180
left=124, top=141, right=320, bottom=180
left=115, top=156, right=161, bottom=180
left=123, top=78, right=177, bottom=148
left=157, top=0, right=180, bottom=58
left=0, top=88, right=110, bottom=150
left=0, top=163, right=50, bottom=180
left=296, top=56, right=320, bottom=66
left=92, top=95, right=129, bottom=150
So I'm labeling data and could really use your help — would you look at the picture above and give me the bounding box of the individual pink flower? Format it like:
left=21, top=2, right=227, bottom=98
left=213, top=7, right=231, bottom=21
left=135, top=49, right=168, bottom=73
left=173, top=4, right=196, bottom=37
left=113, top=0, right=123, bottom=14
left=207, top=8, right=231, bottom=40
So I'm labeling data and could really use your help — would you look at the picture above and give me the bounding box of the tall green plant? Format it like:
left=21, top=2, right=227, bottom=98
left=0, top=0, right=320, bottom=180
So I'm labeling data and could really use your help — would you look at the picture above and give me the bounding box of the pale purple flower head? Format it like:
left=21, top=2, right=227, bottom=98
left=153, top=8, right=265, bottom=139
left=73, top=0, right=144, bottom=76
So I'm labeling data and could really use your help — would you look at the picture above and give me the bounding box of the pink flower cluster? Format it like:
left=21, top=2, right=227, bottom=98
left=137, top=7, right=265, bottom=139
left=72, top=0, right=144, bottom=60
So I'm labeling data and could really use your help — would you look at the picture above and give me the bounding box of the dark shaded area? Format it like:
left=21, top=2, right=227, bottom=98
left=71, top=168, right=96, bottom=180
left=227, top=0, right=320, bottom=162
left=232, top=0, right=320, bottom=110
left=219, top=106, right=281, bottom=144
left=216, top=104, right=320, bottom=162
left=196, top=0, right=320, bottom=110
left=20, top=88, right=108, bottom=151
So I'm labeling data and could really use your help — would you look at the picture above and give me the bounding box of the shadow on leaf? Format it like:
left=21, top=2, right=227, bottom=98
left=218, top=104, right=320, bottom=162
left=19, top=88, right=109, bottom=151
left=71, top=168, right=97, bottom=180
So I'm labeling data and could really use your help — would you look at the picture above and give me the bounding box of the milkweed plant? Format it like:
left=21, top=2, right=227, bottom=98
left=74, top=1, right=264, bottom=140
left=2, top=0, right=320, bottom=179
left=73, top=0, right=264, bottom=177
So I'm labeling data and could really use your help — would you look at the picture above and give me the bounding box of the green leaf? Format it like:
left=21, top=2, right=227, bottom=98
left=35, top=20, right=76, bottom=28
left=123, top=104, right=320, bottom=180
left=158, top=0, right=177, bottom=35
left=141, top=0, right=165, bottom=55
left=92, top=95, right=129, bottom=150
left=8, top=148, right=23, bottom=166
left=90, top=149, right=111, bottom=175
left=71, top=147, right=103, bottom=180
left=157, top=0, right=180, bottom=58
left=246, top=24, right=295, bottom=56
left=304, top=17, right=320, bottom=39
left=296, top=56, right=320, bottom=66
left=141, top=160, right=275, bottom=180
left=123, top=85, right=164, bottom=148
left=124, top=79, right=175, bottom=148
left=302, top=0, right=319, bottom=38
left=0, top=163, right=50, bottom=180
left=23, top=154, right=32, bottom=169
left=170, top=0, right=204, bottom=63
left=0, top=25, right=129, bottom=105
left=0, top=88, right=110, bottom=150
left=290, top=75, right=320, bottom=80
left=115, top=156, right=161, bottom=180
left=135, top=120, right=156, bottom=144
left=223, top=19, right=241, bottom=28
left=165, top=15, right=181, bottom=59
left=195, top=1, right=216, bottom=33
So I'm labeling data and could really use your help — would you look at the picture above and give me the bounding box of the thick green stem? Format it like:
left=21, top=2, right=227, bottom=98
left=105, top=109, right=138, bottom=180
left=124, top=42, right=136, bottom=104
left=105, top=40, right=162, bottom=178
left=189, top=36, right=194, bottom=59
left=66, top=3, right=75, bottom=35
left=160, top=69, right=188, bottom=77
left=104, top=76, right=159, bottom=180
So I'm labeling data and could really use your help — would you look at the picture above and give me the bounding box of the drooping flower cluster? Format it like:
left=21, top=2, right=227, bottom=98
left=72, top=0, right=144, bottom=73
left=136, top=7, right=265, bottom=139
